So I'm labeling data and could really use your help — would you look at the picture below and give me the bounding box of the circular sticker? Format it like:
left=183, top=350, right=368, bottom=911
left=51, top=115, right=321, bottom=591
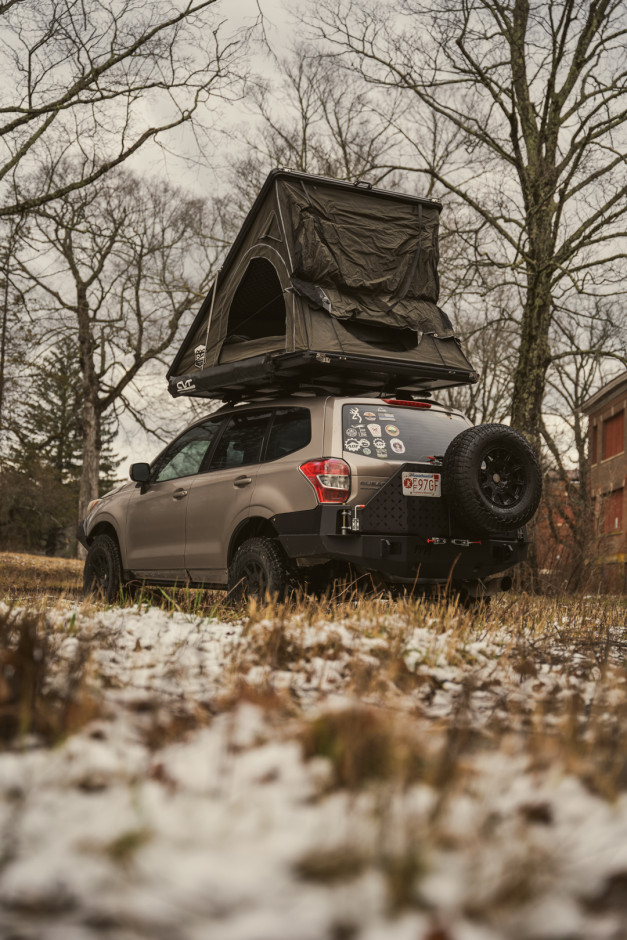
left=373, top=438, right=386, bottom=450
left=362, top=448, right=372, bottom=455
left=385, top=425, right=400, bottom=436
left=346, top=427, right=357, bottom=438
left=344, top=440, right=361, bottom=452
left=390, top=439, right=406, bottom=454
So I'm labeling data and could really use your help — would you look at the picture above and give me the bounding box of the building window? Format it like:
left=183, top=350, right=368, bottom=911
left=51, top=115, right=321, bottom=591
left=602, top=410, right=624, bottom=460
left=590, top=424, right=598, bottom=464
left=603, top=488, right=623, bottom=534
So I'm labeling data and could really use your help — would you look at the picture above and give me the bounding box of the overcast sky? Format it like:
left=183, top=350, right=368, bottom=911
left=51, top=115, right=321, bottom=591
left=118, top=0, right=296, bottom=472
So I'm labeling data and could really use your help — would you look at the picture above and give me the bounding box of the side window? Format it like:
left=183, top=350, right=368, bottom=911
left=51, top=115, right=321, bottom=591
left=154, top=418, right=223, bottom=482
left=209, top=411, right=272, bottom=471
left=265, top=408, right=311, bottom=461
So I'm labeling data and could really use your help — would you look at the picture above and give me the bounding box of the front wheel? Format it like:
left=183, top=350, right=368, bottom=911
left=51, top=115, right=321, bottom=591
left=227, top=537, right=289, bottom=603
left=83, top=533, right=123, bottom=603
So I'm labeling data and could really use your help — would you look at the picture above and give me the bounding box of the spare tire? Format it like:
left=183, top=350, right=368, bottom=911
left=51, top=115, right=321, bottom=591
left=443, top=424, right=542, bottom=534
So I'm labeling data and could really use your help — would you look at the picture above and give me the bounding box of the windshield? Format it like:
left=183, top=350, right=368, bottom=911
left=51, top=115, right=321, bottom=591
left=342, top=403, right=470, bottom=462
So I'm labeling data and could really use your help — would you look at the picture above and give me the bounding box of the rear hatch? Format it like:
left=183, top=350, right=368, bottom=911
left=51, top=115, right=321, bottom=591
left=330, top=399, right=520, bottom=545
left=330, top=398, right=470, bottom=509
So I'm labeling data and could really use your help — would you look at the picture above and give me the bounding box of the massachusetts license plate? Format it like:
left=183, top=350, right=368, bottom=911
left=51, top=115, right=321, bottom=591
left=402, top=471, right=441, bottom=497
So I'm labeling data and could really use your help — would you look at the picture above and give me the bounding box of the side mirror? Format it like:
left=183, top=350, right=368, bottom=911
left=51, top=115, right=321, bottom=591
left=129, top=462, right=151, bottom=483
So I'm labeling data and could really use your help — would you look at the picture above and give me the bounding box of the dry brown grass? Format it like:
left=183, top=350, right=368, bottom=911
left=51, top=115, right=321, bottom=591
left=4, top=556, right=626, bottom=803
left=0, top=550, right=83, bottom=599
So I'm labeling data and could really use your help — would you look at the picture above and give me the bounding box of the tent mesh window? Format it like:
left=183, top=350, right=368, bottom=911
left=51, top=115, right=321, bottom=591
left=225, top=258, right=286, bottom=342
left=341, top=320, right=419, bottom=352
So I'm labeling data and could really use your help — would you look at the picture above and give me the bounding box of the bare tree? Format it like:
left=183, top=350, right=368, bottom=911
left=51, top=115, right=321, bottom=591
left=228, top=44, right=404, bottom=212
left=0, top=216, right=30, bottom=443
left=15, top=167, right=225, bottom=532
left=0, top=0, right=247, bottom=218
left=308, top=0, right=627, bottom=448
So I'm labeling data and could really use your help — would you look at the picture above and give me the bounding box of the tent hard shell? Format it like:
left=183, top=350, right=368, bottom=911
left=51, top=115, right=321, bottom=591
left=167, top=169, right=478, bottom=400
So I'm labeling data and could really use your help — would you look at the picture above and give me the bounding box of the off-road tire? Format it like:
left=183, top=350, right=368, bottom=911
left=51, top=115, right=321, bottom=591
left=443, top=424, right=542, bottom=534
left=228, top=537, right=289, bottom=603
left=83, top=533, right=123, bottom=603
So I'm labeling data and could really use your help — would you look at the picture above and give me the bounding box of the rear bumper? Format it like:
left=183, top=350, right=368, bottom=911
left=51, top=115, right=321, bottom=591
left=272, top=507, right=527, bottom=583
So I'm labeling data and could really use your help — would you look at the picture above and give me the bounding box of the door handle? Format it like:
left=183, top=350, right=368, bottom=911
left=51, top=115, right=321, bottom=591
left=172, top=488, right=188, bottom=500
left=233, top=475, right=252, bottom=488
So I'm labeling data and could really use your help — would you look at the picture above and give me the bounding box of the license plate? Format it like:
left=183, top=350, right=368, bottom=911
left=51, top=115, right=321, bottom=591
left=402, top=471, right=441, bottom=497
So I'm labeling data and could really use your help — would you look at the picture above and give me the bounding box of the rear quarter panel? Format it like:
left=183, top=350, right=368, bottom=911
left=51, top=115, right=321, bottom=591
left=247, top=399, right=326, bottom=517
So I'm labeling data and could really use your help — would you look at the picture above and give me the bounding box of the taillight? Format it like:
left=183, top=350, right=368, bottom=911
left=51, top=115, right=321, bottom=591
left=299, top=458, right=351, bottom=503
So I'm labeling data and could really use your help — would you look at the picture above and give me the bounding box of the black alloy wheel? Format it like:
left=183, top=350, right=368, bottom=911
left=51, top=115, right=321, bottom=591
left=479, top=446, right=527, bottom=508
left=227, top=536, right=289, bottom=603
left=83, top=533, right=123, bottom=603
left=239, top=557, right=269, bottom=598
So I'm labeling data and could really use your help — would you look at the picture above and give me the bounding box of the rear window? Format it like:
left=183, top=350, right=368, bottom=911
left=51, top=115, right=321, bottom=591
left=210, top=410, right=273, bottom=470
left=342, top=403, right=469, bottom=462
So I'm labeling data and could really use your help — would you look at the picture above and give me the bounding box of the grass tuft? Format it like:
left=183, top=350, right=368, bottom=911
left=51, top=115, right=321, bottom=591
left=106, top=827, right=152, bottom=865
left=0, top=605, right=99, bottom=744
left=301, top=706, right=428, bottom=790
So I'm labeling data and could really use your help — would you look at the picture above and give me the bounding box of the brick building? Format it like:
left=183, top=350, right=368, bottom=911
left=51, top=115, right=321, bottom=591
left=581, top=372, right=626, bottom=591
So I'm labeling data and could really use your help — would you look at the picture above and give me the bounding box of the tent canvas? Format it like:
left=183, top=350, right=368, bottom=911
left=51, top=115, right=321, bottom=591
left=167, top=169, right=477, bottom=399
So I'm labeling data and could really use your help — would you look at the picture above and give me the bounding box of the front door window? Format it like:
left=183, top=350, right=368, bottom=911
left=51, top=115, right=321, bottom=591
left=154, top=419, right=223, bottom=482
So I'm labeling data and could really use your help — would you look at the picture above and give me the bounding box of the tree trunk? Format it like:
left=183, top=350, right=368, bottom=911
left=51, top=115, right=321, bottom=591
left=76, top=283, right=100, bottom=557
left=0, top=261, right=9, bottom=437
left=510, top=248, right=554, bottom=592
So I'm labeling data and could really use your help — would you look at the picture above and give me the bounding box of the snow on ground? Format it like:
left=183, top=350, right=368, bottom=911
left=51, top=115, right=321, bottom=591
left=1, top=598, right=627, bottom=940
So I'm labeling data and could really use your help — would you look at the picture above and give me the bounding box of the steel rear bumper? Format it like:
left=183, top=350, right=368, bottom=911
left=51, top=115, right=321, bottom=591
left=272, top=506, right=527, bottom=584
left=272, top=461, right=528, bottom=583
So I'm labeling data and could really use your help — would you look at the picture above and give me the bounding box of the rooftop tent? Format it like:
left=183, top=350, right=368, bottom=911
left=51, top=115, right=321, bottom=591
left=167, top=169, right=478, bottom=399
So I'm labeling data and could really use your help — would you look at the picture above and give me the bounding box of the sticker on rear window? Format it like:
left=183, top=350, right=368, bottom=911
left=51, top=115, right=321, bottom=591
left=390, top=439, right=405, bottom=454
left=367, top=423, right=381, bottom=437
left=385, top=425, right=399, bottom=436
